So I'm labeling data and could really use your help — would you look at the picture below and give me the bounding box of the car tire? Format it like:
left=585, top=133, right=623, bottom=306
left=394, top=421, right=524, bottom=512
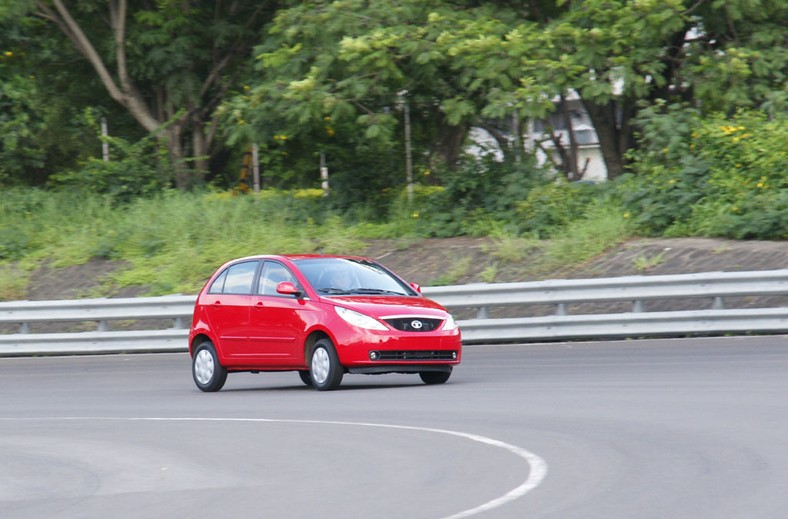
left=298, top=370, right=313, bottom=387
left=310, top=338, right=343, bottom=391
left=192, top=341, right=228, bottom=392
left=419, top=371, right=451, bottom=385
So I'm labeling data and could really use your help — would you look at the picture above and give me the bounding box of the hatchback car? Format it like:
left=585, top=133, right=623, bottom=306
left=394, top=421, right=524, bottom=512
left=189, top=255, right=461, bottom=391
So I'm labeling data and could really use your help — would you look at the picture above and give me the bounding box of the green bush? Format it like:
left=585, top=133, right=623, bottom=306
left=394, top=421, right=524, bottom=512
left=50, top=111, right=170, bottom=202
left=516, top=180, right=604, bottom=238
left=683, top=112, right=788, bottom=239
left=622, top=104, right=787, bottom=239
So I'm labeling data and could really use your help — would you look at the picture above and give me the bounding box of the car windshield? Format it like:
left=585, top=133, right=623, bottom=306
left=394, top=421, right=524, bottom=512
left=294, top=258, right=417, bottom=297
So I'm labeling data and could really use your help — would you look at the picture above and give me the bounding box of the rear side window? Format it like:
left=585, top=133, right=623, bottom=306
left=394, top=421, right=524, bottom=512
left=209, top=261, right=259, bottom=294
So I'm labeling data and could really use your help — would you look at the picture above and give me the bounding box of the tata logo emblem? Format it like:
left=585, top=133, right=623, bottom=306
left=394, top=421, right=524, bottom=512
left=410, top=320, right=423, bottom=330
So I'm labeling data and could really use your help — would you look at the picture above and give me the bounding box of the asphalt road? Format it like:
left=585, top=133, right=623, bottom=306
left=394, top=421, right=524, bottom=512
left=1, top=335, right=787, bottom=519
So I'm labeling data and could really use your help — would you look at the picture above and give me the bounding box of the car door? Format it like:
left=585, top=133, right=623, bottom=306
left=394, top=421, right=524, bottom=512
left=247, top=261, right=308, bottom=364
left=201, top=260, right=259, bottom=359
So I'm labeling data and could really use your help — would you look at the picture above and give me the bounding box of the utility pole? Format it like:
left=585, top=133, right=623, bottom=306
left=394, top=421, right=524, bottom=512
left=100, top=117, right=109, bottom=162
left=320, top=152, right=329, bottom=196
left=251, top=143, right=260, bottom=193
left=399, top=90, right=414, bottom=204
left=512, top=109, right=521, bottom=164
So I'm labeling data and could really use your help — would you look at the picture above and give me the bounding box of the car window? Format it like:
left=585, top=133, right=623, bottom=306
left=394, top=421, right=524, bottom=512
left=295, top=258, right=417, bottom=296
left=217, top=261, right=259, bottom=294
left=207, top=270, right=228, bottom=294
left=258, top=261, right=299, bottom=296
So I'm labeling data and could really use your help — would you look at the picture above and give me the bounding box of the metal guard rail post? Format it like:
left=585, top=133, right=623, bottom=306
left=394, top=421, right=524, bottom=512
left=0, top=269, right=786, bottom=356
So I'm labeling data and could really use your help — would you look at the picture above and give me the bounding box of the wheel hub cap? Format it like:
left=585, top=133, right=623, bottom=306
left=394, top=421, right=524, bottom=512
left=312, top=348, right=330, bottom=384
left=194, top=350, right=215, bottom=385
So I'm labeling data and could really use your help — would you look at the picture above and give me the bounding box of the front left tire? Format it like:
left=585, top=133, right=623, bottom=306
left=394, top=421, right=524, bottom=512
left=310, top=338, right=344, bottom=391
left=192, top=341, right=228, bottom=392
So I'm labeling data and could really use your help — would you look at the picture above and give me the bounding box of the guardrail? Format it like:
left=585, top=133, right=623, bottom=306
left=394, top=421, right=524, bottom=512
left=0, top=269, right=786, bottom=356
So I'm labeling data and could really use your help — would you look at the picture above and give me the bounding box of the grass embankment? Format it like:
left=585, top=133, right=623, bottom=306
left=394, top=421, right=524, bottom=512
left=0, top=189, right=633, bottom=300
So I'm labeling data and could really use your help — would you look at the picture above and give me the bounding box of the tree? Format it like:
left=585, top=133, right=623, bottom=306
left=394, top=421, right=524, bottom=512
left=25, top=0, right=276, bottom=189
left=0, top=12, right=103, bottom=185
left=221, top=0, right=532, bottom=178
left=231, top=0, right=785, bottom=182
left=444, top=0, right=786, bottom=178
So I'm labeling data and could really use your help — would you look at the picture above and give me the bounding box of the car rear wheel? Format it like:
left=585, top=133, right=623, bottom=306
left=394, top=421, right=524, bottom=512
left=298, top=370, right=313, bottom=387
left=310, top=338, right=343, bottom=391
left=419, top=371, right=451, bottom=385
left=192, top=341, right=227, bottom=392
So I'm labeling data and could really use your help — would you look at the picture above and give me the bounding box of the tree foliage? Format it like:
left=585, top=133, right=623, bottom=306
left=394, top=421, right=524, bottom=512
left=4, top=0, right=277, bottom=189
left=1, top=0, right=785, bottom=242
left=622, top=104, right=787, bottom=239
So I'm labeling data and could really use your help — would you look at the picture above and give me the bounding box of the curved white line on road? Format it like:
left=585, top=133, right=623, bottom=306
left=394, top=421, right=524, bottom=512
left=1, top=417, right=548, bottom=517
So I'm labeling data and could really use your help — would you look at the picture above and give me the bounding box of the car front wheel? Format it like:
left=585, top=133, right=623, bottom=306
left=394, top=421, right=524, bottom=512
left=192, top=341, right=228, bottom=392
left=420, top=370, right=451, bottom=385
left=310, top=338, right=343, bottom=391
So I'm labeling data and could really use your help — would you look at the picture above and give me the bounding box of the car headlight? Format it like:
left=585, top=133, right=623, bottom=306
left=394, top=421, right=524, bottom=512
left=442, top=314, right=459, bottom=331
left=335, top=306, right=388, bottom=331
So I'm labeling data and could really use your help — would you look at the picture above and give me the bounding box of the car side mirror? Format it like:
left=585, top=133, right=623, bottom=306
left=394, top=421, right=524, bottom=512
left=409, top=282, right=422, bottom=294
left=276, top=281, right=303, bottom=298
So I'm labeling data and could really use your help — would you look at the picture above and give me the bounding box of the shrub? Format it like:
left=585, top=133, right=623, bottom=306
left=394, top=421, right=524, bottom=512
left=50, top=112, right=170, bottom=202
left=623, top=104, right=787, bottom=239
left=516, top=180, right=604, bottom=238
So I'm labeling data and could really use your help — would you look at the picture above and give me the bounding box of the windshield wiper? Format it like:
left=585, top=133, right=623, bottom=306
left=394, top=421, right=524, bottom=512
left=317, top=287, right=352, bottom=295
left=350, top=288, right=406, bottom=296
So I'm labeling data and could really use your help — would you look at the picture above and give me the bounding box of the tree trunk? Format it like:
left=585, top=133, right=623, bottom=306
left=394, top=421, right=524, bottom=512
left=582, top=98, right=634, bottom=180
left=432, top=124, right=469, bottom=169
left=558, top=94, right=580, bottom=180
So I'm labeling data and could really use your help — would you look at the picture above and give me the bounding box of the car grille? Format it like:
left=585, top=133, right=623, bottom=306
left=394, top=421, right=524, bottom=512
left=371, top=350, right=457, bottom=361
left=383, top=317, right=443, bottom=332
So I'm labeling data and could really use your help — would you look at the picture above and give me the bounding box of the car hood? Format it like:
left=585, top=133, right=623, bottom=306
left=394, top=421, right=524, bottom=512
left=324, top=295, right=449, bottom=318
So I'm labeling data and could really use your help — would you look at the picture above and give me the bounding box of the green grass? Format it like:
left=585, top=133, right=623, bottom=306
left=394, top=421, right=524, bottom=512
left=0, top=189, right=368, bottom=298
left=0, top=188, right=636, bottom=300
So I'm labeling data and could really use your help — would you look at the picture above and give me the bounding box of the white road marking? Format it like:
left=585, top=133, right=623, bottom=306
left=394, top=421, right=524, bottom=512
left=1, top=416, right=548, bottom=517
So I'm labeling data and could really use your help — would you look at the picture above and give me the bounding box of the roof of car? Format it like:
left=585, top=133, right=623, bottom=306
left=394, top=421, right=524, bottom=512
left=227, top=254, right=372, bottom=262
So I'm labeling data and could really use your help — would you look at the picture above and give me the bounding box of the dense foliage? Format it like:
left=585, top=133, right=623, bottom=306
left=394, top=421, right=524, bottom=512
left=0, top=0, right=785, bottom=287
left=622, top=106, right=787, bottom=239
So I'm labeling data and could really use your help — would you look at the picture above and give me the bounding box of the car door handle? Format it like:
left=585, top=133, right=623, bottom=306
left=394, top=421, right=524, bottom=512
left=254, top=302, right=265, bottom=309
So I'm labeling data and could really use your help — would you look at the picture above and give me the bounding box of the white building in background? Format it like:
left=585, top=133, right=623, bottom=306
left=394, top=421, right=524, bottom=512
left=467, top=91, right=609, bottom=182
left=526, top=93, right=608, bottom=182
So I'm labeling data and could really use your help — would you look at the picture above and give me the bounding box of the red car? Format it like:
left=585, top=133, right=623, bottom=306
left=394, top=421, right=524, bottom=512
left=189, top=255, right=462, bottom=391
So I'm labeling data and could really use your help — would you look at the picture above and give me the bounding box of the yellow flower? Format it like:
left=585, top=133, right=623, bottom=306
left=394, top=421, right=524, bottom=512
left=623, top=212, right=630, bottom=219
left=4, top=51, right=12, bottom=57
left=411, top=211, right=420, bottom=219
left=756, top=182, right=765, bottom=188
